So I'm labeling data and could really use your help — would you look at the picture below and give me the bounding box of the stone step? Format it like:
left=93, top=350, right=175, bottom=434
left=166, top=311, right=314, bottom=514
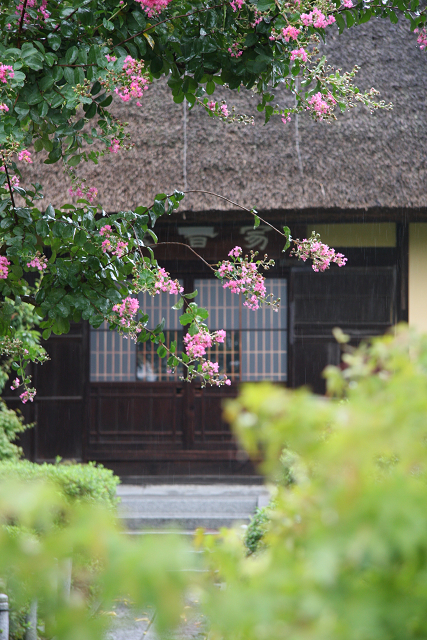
left=116, top=483, right=270, bottom=532
left=121, top=514, right=251, bottom=531
left=118, top=497, right=257, bottom=516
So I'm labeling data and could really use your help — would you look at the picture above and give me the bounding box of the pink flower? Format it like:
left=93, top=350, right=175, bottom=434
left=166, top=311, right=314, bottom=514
left=134, top=0, right=172, bottom=18
left=207, top=101, right=216, bottom=111
left=301, top=8, right=335, bottom=28
left=415, top=27, right=427, bottom=50
left=0, top=104, right=9, bottom=112
left=0, top=256, right=10, bottom=279
left=342, top=0, right=353, bottom=6
left=10, top=378, right=20, bottom=390
left=27, top=252, right=47, bottom=272
left=105, top=54, right=117, bottom=63
left=228, top=246, right=242, bottom=258
left=0, top=65, right=14, bottom=84
left=99, top=225, right=112, bottom=236
left=282, top=25, right=300, bottom=41
left=230, top=0, right=244, bottom=10
left=282, top=114, right=291, bottom=124
left=20, top=389, right=36, bottom=404
left=112, top=297, right=139, bottom=328
left=18, top=149, right=32, bottom=164
left=109, top=138, right=120, bottom=153
left=292, top=233, right=347, bottom=271
left=220, top=104, right=229, bottom=117
left=290, top=48, right=308, bottom=62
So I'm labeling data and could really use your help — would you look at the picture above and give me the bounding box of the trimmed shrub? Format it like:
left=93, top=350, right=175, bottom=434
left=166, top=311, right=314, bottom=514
left=0, top=402, right=30, bottom=461
left=0, top=459, right=119, bottom=509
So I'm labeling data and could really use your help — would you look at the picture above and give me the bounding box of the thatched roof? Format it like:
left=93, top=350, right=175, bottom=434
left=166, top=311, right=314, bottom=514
left=21, top=17, right=427, bottom=214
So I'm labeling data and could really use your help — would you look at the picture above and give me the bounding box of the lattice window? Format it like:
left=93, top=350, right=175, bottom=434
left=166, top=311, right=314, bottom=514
left=90, top=278, right=287, bottom=382
left=195, top=277, right=287, bottom=381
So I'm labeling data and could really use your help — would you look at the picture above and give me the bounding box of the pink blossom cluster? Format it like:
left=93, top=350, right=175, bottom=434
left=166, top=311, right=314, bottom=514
left=20, top=388, right=36, bottom=404
left=307, top=91, right=337, bottom=119
left=301, top=8, right=335, bottom=28
left=0, top=65, right=14, bottom=84
left=207, top=101, right=216, bottom=111
left=270, top=25, right=300, bottom=42
left=415, top=27, right=427, bottom=50
left=0, top=104, right=9, bottom=112
left=27, top=252, right=48, bottom=272
left=184, top=328, right=226, bottom=358
left=183, top=329, right=231, bottom=386
left=228, top=43, right=243, bottom=58
left=10, top=378, right=20, bottom=390
left=290, top=48, right=308, bottom=62
left=109, top=138, right=120, bottom=153
left=105, top=54, right=117, bottom=63
left=68, top=186, right=98, bottom=202
left=250, top=9, right=262, bottom=27
left=292, top=234, right=347, bottom=272
left=230, top=0, right=244, bottom=11
left=100, top=225, right=129, bottom=258
left=281, top=114, right=291, bottom=124
left=0, top=256, right=10, bottom=280
left=342, top=0, right=353, bottom=6
left=134, top=0, right=172, bottom=17
left=18, top=149, right=32, bottom=164
left=215, top=247, right=278, bottom=311
left=114, top=56, right=150, bottom=103
left=15, top=0, right=48, bottom=22
left=153, top=268, right=184, bottom=295
left=112, top=296, right=140, bottom=328
left=220, top=104, right=229, bottom=117
left=0, top=166, right=19, bottom=190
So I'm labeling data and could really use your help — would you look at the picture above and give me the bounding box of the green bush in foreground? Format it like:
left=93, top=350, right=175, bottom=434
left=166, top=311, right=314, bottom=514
left=200, top=325, right=427, bottom=640
left=0, top=459, right=119, bottom=509
left=0, top=402, right=29, bottom=461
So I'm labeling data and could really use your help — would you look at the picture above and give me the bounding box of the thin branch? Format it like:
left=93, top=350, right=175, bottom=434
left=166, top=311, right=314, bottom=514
left=115, top=3, right=225, bottom=47
left=17, top=0, right=29, bottom=47
left=153, top=242, right=214, bottom=270
left=1, top=155, right=16, bottom=210
left=183, top=189, right=286, bottom=238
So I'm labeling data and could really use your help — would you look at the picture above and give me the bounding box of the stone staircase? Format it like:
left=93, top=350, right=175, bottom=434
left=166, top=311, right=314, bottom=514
left=117, top=482, right=270, bottom=532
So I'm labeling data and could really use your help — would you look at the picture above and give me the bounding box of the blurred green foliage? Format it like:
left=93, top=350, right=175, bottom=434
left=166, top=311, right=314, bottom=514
left=199, top=325, right=427, bottom=640
left=0, top=478, right=196, bottom=640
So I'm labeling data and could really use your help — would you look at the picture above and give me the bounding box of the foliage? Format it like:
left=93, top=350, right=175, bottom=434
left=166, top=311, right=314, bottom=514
left=0, top=478, right=196, bottom=640
left=0, top=0, right=417, bottom=399
left=0, top=459, right=120, bottom=508
left=198, top=326, right=427, bottom=640
left=243, top=505, right=270, bottom=555
left=0, top=400, right=28, bottom=460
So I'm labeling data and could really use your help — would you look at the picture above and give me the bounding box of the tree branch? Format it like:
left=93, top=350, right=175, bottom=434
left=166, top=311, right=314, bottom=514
left=183, top=189, right=286, bottom=238
left=17, top=0, right=29, bottom=47
left=1, top=155, right=16, bottom=210
left=115, top=3, right=226, bottom=47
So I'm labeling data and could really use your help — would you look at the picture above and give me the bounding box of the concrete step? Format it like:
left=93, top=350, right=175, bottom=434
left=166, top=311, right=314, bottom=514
left=119, top=497, right=257, bottom=516
left=116, top=483, right=270, bottom=532
left=122, top=515, right=251, bottom=531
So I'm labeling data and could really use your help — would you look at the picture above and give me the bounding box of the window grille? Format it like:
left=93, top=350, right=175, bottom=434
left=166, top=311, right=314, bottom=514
left=90, top=278, right=287, bottom=382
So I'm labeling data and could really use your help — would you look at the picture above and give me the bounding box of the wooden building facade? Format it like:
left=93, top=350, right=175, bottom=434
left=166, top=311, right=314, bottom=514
left=8, top=17, right=427, bottom=475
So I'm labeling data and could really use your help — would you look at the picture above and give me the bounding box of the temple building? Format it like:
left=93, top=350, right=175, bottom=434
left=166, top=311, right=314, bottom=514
left=7, top=17, right=427, bottom=476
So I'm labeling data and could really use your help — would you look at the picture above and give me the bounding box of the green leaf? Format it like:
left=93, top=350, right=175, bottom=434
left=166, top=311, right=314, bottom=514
left=48, top=33, right=61, bottom=50
left=172, top=297, right=184, bottom=310
left=179, top=313, right=192, bottom=326
left=65, top=46, right=79, bottom=64
left=206, top=81, right=215, bottom=95
left=45, top=204, right=55, bottom=219
left=103, top=18, right=115, bottom=31
left=335, top=12, right=346, bottom=33
left=36, top=219, right=49, bottom=236
left=74, top=229, right=87, bottom=246
left=157, top=345, right=168, bottom=358
left=183, top=290, right=198, bottom=300
left=67, top=155, right=81, bottom=167
left=253, top=215, right=260, bottom=229
left=282, top=226, right=292, bottom=252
